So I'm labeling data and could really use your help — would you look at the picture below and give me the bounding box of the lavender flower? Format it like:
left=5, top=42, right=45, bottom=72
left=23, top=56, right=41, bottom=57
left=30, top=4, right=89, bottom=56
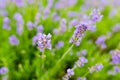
left=111, top=50, right=120, bottom=64
left=63, top=68, right=74, bottom=80
left=95, top=35, right=107, bottom=49
left=69, top=19, right=79, bottom=28
left=114, top=66, right=120, bottom=73
left=52, top=12, right=60, bottom=21
left=70, top=22, right=88, bottom=46
left=112, top=24, right=120, bottom=32
left=0, top=67, right=8, bottom=75
left=27, top=21, right=34, bottom=30
left=37, top=25, right=44, bottom=33
left=90, top=9, right=103, bottom=23
left=9, top=35, right=19, bottom=46
left=77, top=77, right=86, bottom=80
left=37, top=33, right=52, bottom=52
left=34, top=12, right=41, bottom=26
left=56, top=41, right=64, bottom=49
left=60, top=18, right=67, bottom=32
left=14, top=13, right=24, bottom=35
left=74, top=57, right=88, bottom=68
left=89, top=64, right=103, bottom=73
left=77, top=49, right=87, bottom=56
left=53, top=18, right=67, bottom=34
left=3, top=17, right=11, bottom=30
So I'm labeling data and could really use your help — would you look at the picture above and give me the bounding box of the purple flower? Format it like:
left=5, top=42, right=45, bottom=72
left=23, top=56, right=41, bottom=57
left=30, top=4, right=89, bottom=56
left=14, top=13, right=24, bottom=35
left=13, top=0, right=24, bottom=7
left=112, top=24, right=120, bottom=32
left=63, top=68, right=74, bottom=80
left=27, top=21, right=34, bottom=30
left=52, top=12, right=60, bottom=21
left=3, top=17, right=11, bottom=30
left=111, top=50, right=120, bottom=64
left=75, top=57, right=88, bottom=67
left=70, top=22, right=88, bottom=46
left=89, top=64, right=103, bottom=73
left=114, top=66, right=120, bottom=73
left=34, top=12, right=41, bottom=26
left=90, top=9, right=103, bottom=23
left=37, top=25, right=44, bottom=33
left=0, top=67, right=8, bottom=75
left=9, top=35, right=19, bottom=46
left=95, top=35, right=107, bottom=49
left=77, top=49, right=87, bottom=56
left=77, top=77, right=86, bottom=80
left=60, top=18, right=67, bottom=32
left=69, top=19, right=79, bottom=28
left=56, top=41, right=64, bottom=49
left=37, top=33, right=52, bottom=52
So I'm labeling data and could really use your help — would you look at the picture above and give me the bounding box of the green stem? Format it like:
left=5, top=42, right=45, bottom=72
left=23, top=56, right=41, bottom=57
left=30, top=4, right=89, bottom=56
left=56, top=44, right=74, bottom=65
left=41, top=44, right=74, bottom=79
left=41, top=49, right=45, bottom=74
left=82, top=71, right=89, bottom=77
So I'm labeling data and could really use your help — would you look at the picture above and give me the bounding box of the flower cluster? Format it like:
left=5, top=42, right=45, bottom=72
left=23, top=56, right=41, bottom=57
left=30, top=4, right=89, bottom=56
left=74, top=57, right=88, bottom=68
left=110, top=50, right=120, bottom=64
left=63, top=68, right=74, bottom=80
left=70, top=22, right=88, bottom=46
left=89, top=64, right=103, bottom=73
left=33, top=33, right=52, bottom=52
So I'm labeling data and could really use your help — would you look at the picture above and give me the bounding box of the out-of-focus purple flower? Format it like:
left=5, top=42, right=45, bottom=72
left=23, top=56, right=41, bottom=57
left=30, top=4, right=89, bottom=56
left=0, top=67, right=8, bottom=75
left=89, top=64, right=103, bottom=73
left=9, top=35, right=19, bottom=46
left=27, top=0, right=34, bottom=4
left=34, top=12, right=41, bottom=26
left=27, top=21, right=34, bottom=30
left=53, top=18, right=67, bottom=34
left=3, top=17, right=11, bottom=30
left=77, top=49, right=87, bottom=56
left=55, top=0, right=77, bottom=9
left=43, top=7, right=50, bottom=19
left=68, top=11, right=79, bottom=18
left=109, top=9, right=117, bottom=18
left=56, top=41, right=64, bottom=49
left=14, top=13, right=24, bottom=35
left=52, top=12, right=60, bottom=21
left=111, top=50, right=120, bottom=64
left=95, top=35, right=107, bottom=49
left=13, top=0, right=24, bottom=7
left=114, top=66, right=120, bottom=73
left=2, top=75, right=8, bottom=80
left=112, top=24, right=120, bottom=32
left=69, top=19, right=79, bottom=28
left=37, top=33, right=52, bottom=52
left=47, top=0, right=53, bottom=8
left=70, top=22, right=88, bottom=46
left=63, top=68, right=74, bottom=80
left=75, top=57, right=88, bottom=68
left=0, top=10, right=8, bottom=16
left=90, top=9, right=103, bottom=23
left=60, top=18, right=67, bottom=32
left=0, top=0, right=7, bottom=9
left=77, top=77, right=86, bottom=80
left=37, top=25, right=44, bottom=33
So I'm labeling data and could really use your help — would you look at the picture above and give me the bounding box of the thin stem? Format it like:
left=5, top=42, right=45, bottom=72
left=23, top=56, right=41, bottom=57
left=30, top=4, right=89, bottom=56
left=82, top=71, right=89, bottom=77
left=41, top=49, right=45, bottom=74
left=41, top=44, right=74, bottom=79
left=56, top=44, right=74, bottom=65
